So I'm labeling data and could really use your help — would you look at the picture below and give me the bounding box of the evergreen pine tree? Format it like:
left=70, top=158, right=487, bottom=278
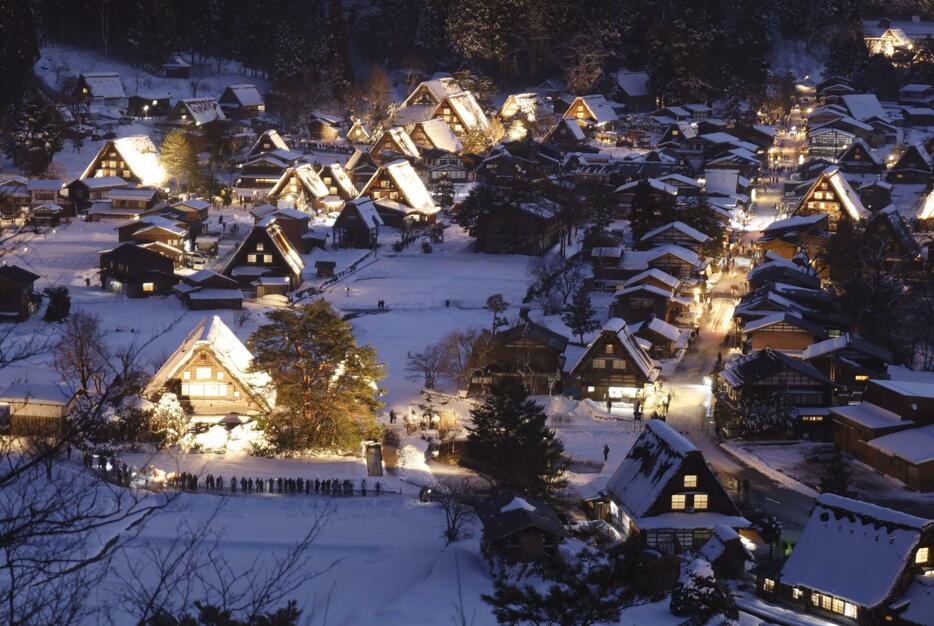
left=465, top=378, right=565, bottom=496
left=436, top=178, right=455, bottom=208
left=670, top=564, right=739, bottom=625
left=249, top=300, right=384, bottom=452
left=484, top=549, right=637, bottom=625
left=484, top=293, right=509, bottom=333
left=754, top=514, right=783, bottom=559
left=3, top=92, right=65, bottom=176
left=819, top=447, right=851, bottom=497
left=43, top=286, right=71, bottom=322
left=562, top=285, right=600, bottom=344
left=160, top=130, right=201, bottom=192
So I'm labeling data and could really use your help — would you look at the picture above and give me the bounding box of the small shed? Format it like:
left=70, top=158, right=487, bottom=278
left=162, top=55, right=192, bottom=79
left=315, top=261, right=337, bottom=278
left=0, top=382, right=75, bottom=436
left=476, top=492, right=567, bottom=562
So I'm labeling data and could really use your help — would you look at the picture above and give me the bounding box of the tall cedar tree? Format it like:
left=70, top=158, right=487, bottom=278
left=484, top=293, right=509, bottom=333
left=818, top=448, right=851, bottom=497
left=249, top=300, right=384, bottom=452
left=562, top=285, right=600, bottom=344
left=0, top=0, right=39, bottom=111
left=3, top=93, right=65, bottom=176
left=465, top=378, right=565, bottom=497
left=484, top=549, right=638, bottom=626
left=160, top=130, right=201, bottom=192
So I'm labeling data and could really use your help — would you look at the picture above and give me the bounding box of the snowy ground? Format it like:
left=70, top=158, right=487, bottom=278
left=727, top=441, right=934, bottom=519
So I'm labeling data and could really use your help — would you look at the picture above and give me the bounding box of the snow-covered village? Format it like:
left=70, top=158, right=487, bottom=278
left=2, top=1, right=934, bottom=624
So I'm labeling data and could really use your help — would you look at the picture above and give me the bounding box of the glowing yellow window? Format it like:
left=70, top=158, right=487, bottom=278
left=763, top=578, right=775, bottom=592
left=683, top=474, right=697, bottom=488
left=844, top=603, right=857, bottom=618
left=671, top=495, right=686, bottom=510
left=792, top=588, right=803, bottom=600
left=196, top=367, right=212, bottom=380
left=142, top=282, right=154, bottom=293
left=917, top=547, right=930, bottom=564
left=693, top=494, right=708, bottom=510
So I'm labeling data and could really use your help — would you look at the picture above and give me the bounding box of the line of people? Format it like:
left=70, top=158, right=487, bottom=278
left=174, top=473, right=383, bottom=496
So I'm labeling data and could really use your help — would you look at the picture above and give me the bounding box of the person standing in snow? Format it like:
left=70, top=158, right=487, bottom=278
left=603, top=444, right=610, bottom=462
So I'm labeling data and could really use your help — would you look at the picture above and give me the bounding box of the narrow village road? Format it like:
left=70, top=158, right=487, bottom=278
left=664, top=165, right=817, bottom=535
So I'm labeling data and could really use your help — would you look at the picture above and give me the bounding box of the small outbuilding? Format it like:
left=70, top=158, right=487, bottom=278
left=476, top=492, right=567, bottom=562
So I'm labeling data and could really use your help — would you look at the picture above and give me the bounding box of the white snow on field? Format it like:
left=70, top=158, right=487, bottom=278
left=35, top=43, right=269, bottom=102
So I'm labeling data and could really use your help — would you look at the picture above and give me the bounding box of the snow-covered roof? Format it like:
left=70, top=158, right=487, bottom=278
left=614, top=178, right=678, bottom=195
left=326, top=163, right=358, bottom=198
left=617, top=283, right=675, bottom=300
left=445, top=91, right=489, bottom=132
left=719, top=347, right=830, bottom=388
left=571, top=95, right=619, bottom=124
left=640, top=221, right=710, bottom=244
left=622, top=268, right=682, bottom=291
left=831, top=402, right=907, bottom=430
left=780, top=494, right=932, bottom=608
left=344, top=198, right=383, bottom=228
left=223, top=84, right=263, bottom=107
left=416, top=118, right=462, bottom=153
left=698, top=132, right=758, bottom=152
left=0, top=382, right=73, bottom=409
left=248, top=130, right=289, bottom=155
left=499, top=92, right=548, bottom=120
left=606, top=420, right=741, bottom=527
left=870, top=379, right=934, bottom=399
left=26, top=179, right=62, bottom=191
left=82, top=136, right=166, bottom=186
left=613, top=70, right=651, bottom=97
left=798, top=167, right=868, bottom=221
left=80, top=72, right=126, bottom=99
left=657, top=173, right=702, bottom=188
left=841, top=93, right=887, bottom=121
left=402, top=78, right=461, bottom=107
left=801, top=333, right=892, bottom=362
left=108, top=187, right=157, bottom=201
left=644, top=316, right=681, bottom=343
left=376, top=160, right=437, bottom=213
left=378, top=126, right=420, bottom=158
left=268, top=164, right=329, bottom=200
left=763, top=213, right=828, bottom=233
left=144, top=315, right=272, bottom=410
left=178, top=98, right=226, bottom=125
left=570, top=318, right=658, bottom=382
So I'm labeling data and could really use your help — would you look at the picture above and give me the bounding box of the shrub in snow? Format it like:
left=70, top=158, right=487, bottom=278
left=43, top=286, right=70, bottom=322
left=149, top=392, right=189, bottom=446
left=738, top=391, right=796, bottom=438
left=669, top=559, right=738, bottom=625
left=818, top=447, right=851, bottom=497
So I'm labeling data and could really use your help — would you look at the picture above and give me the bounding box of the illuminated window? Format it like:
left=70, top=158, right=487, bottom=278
left=587, top=386, right=596, bottom=392
left=693, top=494, right=708, bottom=510
left=855, top=374, right=869, bottom=381
left=247, top=254, right=257, bottom=263
left=196, top=367, right=212, bottom=380
left=821, top=595, right=833, bottom=611
left=763, top=578, right=775, bottom=592
left=605, top=344, right=614, bottom=354
left=801, top=415, right=824, bottom=422
left=263, top=254, right=273, bottom=264
left=256, top=243, right=264, bottom=252
left=683, top=474, right=697, bottom=488
left=182, top=371, right=191, bottom=380
left=792, top=588, right=803, bottom=600
left=142, top=282, right=154, bottom=293
left=216, top=371, right=225, bottom=380
left=832, top=598, right=845, bottom=614
left=671, top=495, right=686, bottom=510
left=844, top=603, right=857, bottom=618
left=811, top=592, right=821, bottom=606
left=917, top=547, right=930, bottom=564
